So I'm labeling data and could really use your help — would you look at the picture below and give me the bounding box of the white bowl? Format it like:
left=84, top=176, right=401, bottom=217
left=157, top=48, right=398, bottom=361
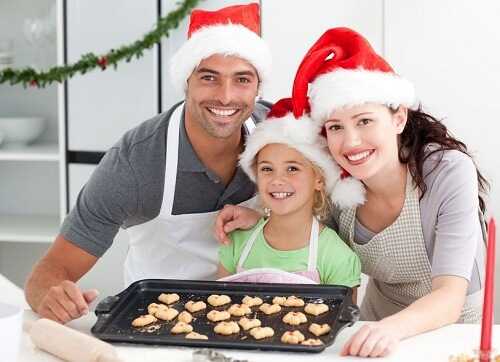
left=0, top=117, right=46, bottom=148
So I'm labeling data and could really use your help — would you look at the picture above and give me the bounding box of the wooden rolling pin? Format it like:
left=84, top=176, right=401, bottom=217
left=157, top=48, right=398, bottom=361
left=28, top=318, right=123, bottom=362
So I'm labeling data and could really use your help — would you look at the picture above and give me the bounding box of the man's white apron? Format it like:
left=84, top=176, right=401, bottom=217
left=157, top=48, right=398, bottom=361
left=123, top=103, right=257, bottom=286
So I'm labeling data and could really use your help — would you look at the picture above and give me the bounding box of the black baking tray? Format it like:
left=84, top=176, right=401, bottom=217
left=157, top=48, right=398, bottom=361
left=91, top=279, right=359, bottom=353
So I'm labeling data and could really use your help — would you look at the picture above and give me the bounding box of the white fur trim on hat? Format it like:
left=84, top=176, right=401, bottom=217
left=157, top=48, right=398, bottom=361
left=169, top=24, right=272, bottom=92
left=310, top=68, right=417, bottom=123
left=239, top=114, right=365, bottom=209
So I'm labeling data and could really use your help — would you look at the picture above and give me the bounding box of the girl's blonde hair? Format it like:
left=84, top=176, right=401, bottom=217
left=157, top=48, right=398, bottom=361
left=311, top=164, right=333, bottom=221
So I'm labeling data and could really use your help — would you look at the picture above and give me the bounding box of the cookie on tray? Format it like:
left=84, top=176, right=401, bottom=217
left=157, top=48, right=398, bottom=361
left=207, top=294, right=231, bottom=307
left=185, top=300, right=207, bottom=313
left=147, top=303, right=168, bottom=315
left=249, top=326, right=274, bottom=340
left=272, top=296, right=287, bottom=306
left=171, top=321, right=193, bottom=334
left=214, top=321, right=240, bottom=335
left=228, top=303, right=251, bottom=316
left=301, top=338, right=324, bottom=346
left=304, top=303, right=329, bottom=316
left=309, top=323, right=331, bottom=336
left=242, top=295, right=263, bottom=307
left=158, top=293, right=180, bottom=305
left=207, top=310, right=231, bottom=322
left=238, top=317, right=261, bottom=331
left=132, top=314, right=157, bottom=327
left=154, top=307, right=179, bottom=321
left=282, top=311, right=307, bottom=325
left=281, top=330, right=305, bottom=344
left=284, top=296, right=305, bottom=307
left=178, top=310, right=193, bottom=323
left=259, top=303, right=281, bottom=315
left=185, top=331, right=208, bottom=340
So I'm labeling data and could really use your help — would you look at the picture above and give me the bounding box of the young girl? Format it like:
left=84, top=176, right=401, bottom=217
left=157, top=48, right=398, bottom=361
left=215, top=28, right=489, bottom=357
left=217, top=98, right=365, bottom=294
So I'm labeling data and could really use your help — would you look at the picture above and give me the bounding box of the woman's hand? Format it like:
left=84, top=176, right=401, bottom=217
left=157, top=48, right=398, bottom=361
left=214, top=205, right=261, bottom=245
left=340, top=321, right=401, bottom=357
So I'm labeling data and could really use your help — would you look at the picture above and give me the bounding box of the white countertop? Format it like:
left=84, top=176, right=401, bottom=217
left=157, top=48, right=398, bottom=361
left=0, top=273, right=29, bottom=308
left=2, top=275, right=496, bottom=362
left=17, top=309, right=499, bottom=362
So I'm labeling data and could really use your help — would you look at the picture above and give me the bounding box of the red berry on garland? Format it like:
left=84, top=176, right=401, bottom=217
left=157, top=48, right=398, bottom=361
left=97, top=56, right=108, bottom=70
left=30, top=79, right=38, bottom=87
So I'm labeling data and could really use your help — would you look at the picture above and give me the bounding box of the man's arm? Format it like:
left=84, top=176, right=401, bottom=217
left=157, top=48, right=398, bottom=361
left=25, top=234, right=99, bottom=324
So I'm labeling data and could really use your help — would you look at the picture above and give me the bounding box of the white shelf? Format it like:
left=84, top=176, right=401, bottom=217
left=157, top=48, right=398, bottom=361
left=0, top=143, right=60, bottom=162
left=0, top=214, right=60, bottom=243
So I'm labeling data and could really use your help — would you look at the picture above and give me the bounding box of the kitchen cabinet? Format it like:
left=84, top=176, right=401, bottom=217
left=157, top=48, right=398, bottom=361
left=0, top=0, right=63, bottom=243
left=66, top=0, right=159, bottom=152
left=0, top=0, right=159, bottom=243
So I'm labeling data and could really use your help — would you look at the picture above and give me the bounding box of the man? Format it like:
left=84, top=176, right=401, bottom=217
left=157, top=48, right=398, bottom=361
left=25, top=3, right=272, bottom=324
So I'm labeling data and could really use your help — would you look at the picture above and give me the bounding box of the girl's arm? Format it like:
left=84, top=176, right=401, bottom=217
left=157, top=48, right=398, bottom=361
left=217, top=263, right=232, bottom=279
left=341, top=275, right=468, bottom=357
left=214, top=205, right=261, bottom=245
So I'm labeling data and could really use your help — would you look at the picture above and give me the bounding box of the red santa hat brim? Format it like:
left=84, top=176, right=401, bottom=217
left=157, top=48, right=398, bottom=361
left=169, top=23, right=271, bottom=92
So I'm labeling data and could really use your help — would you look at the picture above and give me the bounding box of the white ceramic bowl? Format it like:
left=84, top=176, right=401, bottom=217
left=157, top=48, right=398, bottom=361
left=0, top=117, right=46, bottom=147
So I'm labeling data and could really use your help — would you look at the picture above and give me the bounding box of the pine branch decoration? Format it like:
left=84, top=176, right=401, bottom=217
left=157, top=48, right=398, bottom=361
left=0, top=0, right=200, bottom=88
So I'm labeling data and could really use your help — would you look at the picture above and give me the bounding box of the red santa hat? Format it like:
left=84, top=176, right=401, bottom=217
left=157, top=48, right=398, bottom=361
left=239, top=98, right=365, bottom=209
left=292, top=27, right=417, bottom=123
left=169, top=3, right=271, bottom=92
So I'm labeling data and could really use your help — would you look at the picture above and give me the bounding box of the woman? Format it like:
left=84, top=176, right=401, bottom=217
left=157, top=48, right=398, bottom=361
left=214, top=27, right=489, bottom=357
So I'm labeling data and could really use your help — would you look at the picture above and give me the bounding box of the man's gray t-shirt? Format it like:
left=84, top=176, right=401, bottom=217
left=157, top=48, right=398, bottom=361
left=61, top=101, right=271, bottom=257
left=349, top=147, right=486, bottom=295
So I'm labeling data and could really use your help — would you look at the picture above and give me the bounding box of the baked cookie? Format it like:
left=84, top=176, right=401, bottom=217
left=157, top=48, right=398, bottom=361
left=282, top=311, right=307, bottom=325
left=158, top=293, right=180, bottom=305
left=207, top=310, right=231, bottom=322
left=272, top=296, right=287, bottom=306
left=301, top=338, right=324, bottom=346
left=284, top=296, right=305, bottom=307
left=154, top=307, right=179, bottom=321
left=185, top=300, right=207, bottom=313
left=249, top=327, right=274, bottom=340
left=259, top=303, right=281, bottom=315
left=132, top=314, right=157, bottom=327
left=242, top=296, right=263, bottom=307
left=214, top=321, right=240, bottom=335
left=147, top=303, right=168, bottom=315
left=238, top=317, right=261, bottom=331
left=185, top=332, right=208, bottom=340
left=309, top=323, right=331, bottom=337
left=178, top=311, right=193, bottom=323
left=304, top=303, right=329, bottom=316
left=207, top=294, right=231, bottom=307
left=281, top=330, right=305, bottom=344
left=171, top=321, right=193, bottom=334
left=228, top=303, right=252, bottom=316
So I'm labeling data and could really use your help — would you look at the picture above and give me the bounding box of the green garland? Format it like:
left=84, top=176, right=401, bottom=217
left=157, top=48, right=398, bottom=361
left=0, top=0, right=200, bottom=88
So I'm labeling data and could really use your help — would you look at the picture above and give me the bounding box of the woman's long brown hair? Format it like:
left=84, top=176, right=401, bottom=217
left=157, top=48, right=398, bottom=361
left=397, top=106, right=489, bottom=213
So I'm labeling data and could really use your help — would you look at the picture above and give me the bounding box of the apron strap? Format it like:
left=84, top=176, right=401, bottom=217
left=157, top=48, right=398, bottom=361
left=236, top=219, right=268, bottom=269
left=163, top=102, right=184, bottom=216
left=307, top=217, right=319, bottom=271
